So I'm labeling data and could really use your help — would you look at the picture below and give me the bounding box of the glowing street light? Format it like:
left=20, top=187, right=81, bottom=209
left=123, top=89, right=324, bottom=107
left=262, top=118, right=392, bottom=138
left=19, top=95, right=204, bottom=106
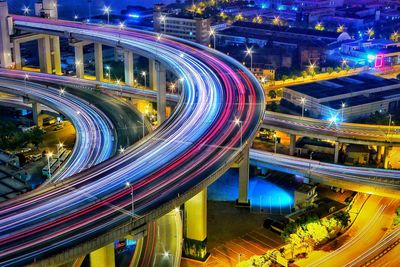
left=245, top=47, right=253, bottom=72
left=24, top=73, right=29, bottom=93
left=234, top=117, right=243, bottom=147
left=125, top=182, right=135, bottom=219
left=119, top=146, right=125, bottom=154
left=160, top=15, right=166, bottom=33
left=22, top=5, right=31, bottom=16
left=105, top=65, right=111, bottom=82
left=272, top=16, right=281, bottom=26
left=300, top=97, right=306, bottom=118
left=119, top=21, right=125, bottom=30
left=141, top=71, right=147, bottom=88
left=209, top=28, right=216, bottom=49
left=59, top=87, right=65, bottom=96
left=388, top=114, right=394, bottom=135
left=74, top=14, right=78, bottom=21
left=103, top=5, right=111, bottom=24
left=341, top=103, right=345, bottom=122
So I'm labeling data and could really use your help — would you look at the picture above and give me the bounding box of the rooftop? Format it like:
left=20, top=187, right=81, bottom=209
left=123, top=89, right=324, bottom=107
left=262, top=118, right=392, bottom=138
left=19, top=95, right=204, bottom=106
left=286, top=74, right=400, bottom=99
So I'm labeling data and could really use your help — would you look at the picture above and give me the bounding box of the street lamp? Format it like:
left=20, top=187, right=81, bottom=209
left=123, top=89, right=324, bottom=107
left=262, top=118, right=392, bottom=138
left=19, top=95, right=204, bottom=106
left=74, top=14, right=78, bottom=21
left=105, top=65, right=111, bottom=82
left=22, top=5, right=30, bottom=16
left=119, top=22, right=125, bottom=30
left=57, top=143, right=63, bottom=168
left=125, top=182, right=134, bottom=218
left=341, top=103, right=345, bottom=122
left=60, top=87, right=65, bottom=96
left=119, top=146, right=125, bottom=154
left=245, top=47, right=253, bottom=72
left=341, top=58, right=348, bottom=68
left=46, top=152, right=53, bottom=179
left=141, top=71, right=147, bottom=88
left=24, top=73, right=29, bottom=93
left=273, top=133, right=277, bottom=153
left=103, top=5, right=111, bottom=24
left=209, top=29, right=216, bottom=49
left=160, top=15, right=166, bottom=33
left=300, top=97, right=306, bottom=118
left=388, top=114, right=394, bottom=135
left=234, top=117, right=243, bottom=147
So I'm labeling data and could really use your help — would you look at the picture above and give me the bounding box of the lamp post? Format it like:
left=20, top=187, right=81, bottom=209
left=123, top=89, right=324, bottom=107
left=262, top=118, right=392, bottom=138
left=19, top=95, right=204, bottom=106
left=245, top=47, right=253, bottom=72
left=341, top=103, right=345, bottom=122
left=210, top=29, right=216, bottom=49
left=160, top=15, right=166, bottom=33
left=141, top=71, right=147, bottom=88
left=105, top=65, right=111, bottom=82
left=103, top=6, right=111, bottom=24
left=300, top=97, right=306, bottom=118
left=125, top=182, right=134, bottom=218
left=46, top=152, right=53, bottom=179
left=273, top=133, right=277, bottom=153
left=234, top=117, right=243, bottom=147
left=24, top=73, right=29, bottom=93
left=60, top=88, right=65, bottom=96
left=57, top=143, right=63, bottom=168
left=388, top=114, right=393, bottom=135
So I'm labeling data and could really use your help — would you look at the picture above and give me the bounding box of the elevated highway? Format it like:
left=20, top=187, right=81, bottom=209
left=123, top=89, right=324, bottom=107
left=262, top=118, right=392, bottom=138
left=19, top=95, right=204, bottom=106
left=264, top=111, right=400, bottom=146
left=0, top=15, right=264, bottom=266
left=250, top=149, right=400, bottom=198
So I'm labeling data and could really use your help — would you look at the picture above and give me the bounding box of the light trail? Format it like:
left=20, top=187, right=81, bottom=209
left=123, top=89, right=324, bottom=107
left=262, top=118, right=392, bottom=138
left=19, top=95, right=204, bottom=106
left=0, top=15, right=264, bottom=266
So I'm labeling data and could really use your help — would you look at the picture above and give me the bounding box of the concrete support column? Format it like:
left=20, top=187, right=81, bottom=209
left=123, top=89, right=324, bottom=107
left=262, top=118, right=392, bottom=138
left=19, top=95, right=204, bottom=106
left=32, top=102, right=43, bottom=127
left=124, top=50, right=134, bottom=86
left=51, top=36, right=62, bottom=74
left=183, top=189, right=209, bottom=261
left=376, top=146, right=383, bottom=163
left=149, top=58, right=156, bottom=90
left=89, top=243, right=115, bottom=267
left=38, top=36, right=52, bottom=74
left=383, top=146, right=391, bottom=169
left=334, top=141, right=340, bottom=164
left=13, top=41, right=21, bottom=69
left=157, top=62, right=166, bottom=124
left=289, top=134, right=296, bottom=156
left=74, top=44, right=84, bottom=78
left=94, top=43, right=103, bottom=81
left=0, top=1, right=12, bottom=68
left=237, top=146, right=250, bottom=207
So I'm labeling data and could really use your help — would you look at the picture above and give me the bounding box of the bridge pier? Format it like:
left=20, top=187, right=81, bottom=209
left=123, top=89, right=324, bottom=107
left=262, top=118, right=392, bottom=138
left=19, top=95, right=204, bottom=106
left=183, top=189, right=209, bottom=261
left=383, top=146, right=391, bottom=169
left=74, top=44, right=84, bottom=78
left=38, top=36, right=52, bottom=74
left=334, top=141, right=340, bottom=163
left=89, top=242, right=115, bottom=267
left=124, top=51, right=134, bottom=86
left=13, top=41, right=22, bottom=69
left=237, top=146, right=250, bottom=207
left=32, top=101, right=43, bottom=127
left=0, top=1, right=11, bottom=68
left=51, top=36, right=62, bottom=74
left=376, top=145, right=383, bottom=163
left=289, top=134, right=296, bottom=156
left=94, top=43, right=103, bottom=81
left=157, top=63, right=166, bottom=123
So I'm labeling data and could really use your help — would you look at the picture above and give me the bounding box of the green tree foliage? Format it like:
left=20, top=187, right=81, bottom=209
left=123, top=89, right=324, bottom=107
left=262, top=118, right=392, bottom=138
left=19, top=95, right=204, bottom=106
left=327, top=67, right=334, bottom=75
left=268, top=90, right=277, bottom=99
left=0, top=122, right=44, bottom=150
left=393, top=207, right=400, bottom=225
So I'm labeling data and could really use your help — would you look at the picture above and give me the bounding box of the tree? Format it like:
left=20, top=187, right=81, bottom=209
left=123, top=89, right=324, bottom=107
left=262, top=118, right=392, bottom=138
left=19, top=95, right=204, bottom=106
left=301, top=71, right=307, bottom=80
left=345, top=65, right=350, bottom=72
left=282, top=75, right=288, bottom=83
left=327, top=67, right=334, bottom=75
left=396, top=74, right=400, bottom=80
left=268, top=90, right=277, bottom=99
left=335, top=66, right=342, bottom=73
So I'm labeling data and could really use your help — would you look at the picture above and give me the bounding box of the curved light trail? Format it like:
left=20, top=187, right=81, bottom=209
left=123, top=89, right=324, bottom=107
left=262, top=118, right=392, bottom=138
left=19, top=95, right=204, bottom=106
left=0, top=16, right=264, bottom=266
left=0, top=77, right=114, bottom=183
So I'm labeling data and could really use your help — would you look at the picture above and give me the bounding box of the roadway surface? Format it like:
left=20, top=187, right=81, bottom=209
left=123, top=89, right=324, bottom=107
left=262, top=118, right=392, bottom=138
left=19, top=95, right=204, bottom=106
left=0, top=15, right=264, bottom=266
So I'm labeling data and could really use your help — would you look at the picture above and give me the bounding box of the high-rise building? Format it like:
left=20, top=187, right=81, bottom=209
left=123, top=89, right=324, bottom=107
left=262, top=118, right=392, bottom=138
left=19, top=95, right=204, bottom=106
left=153, top=4, right=211, bottom=46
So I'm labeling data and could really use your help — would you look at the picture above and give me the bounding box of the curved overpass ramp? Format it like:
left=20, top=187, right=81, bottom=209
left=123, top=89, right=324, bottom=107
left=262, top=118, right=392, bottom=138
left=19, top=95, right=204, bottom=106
left=0, top=16, right=264, bottom=266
